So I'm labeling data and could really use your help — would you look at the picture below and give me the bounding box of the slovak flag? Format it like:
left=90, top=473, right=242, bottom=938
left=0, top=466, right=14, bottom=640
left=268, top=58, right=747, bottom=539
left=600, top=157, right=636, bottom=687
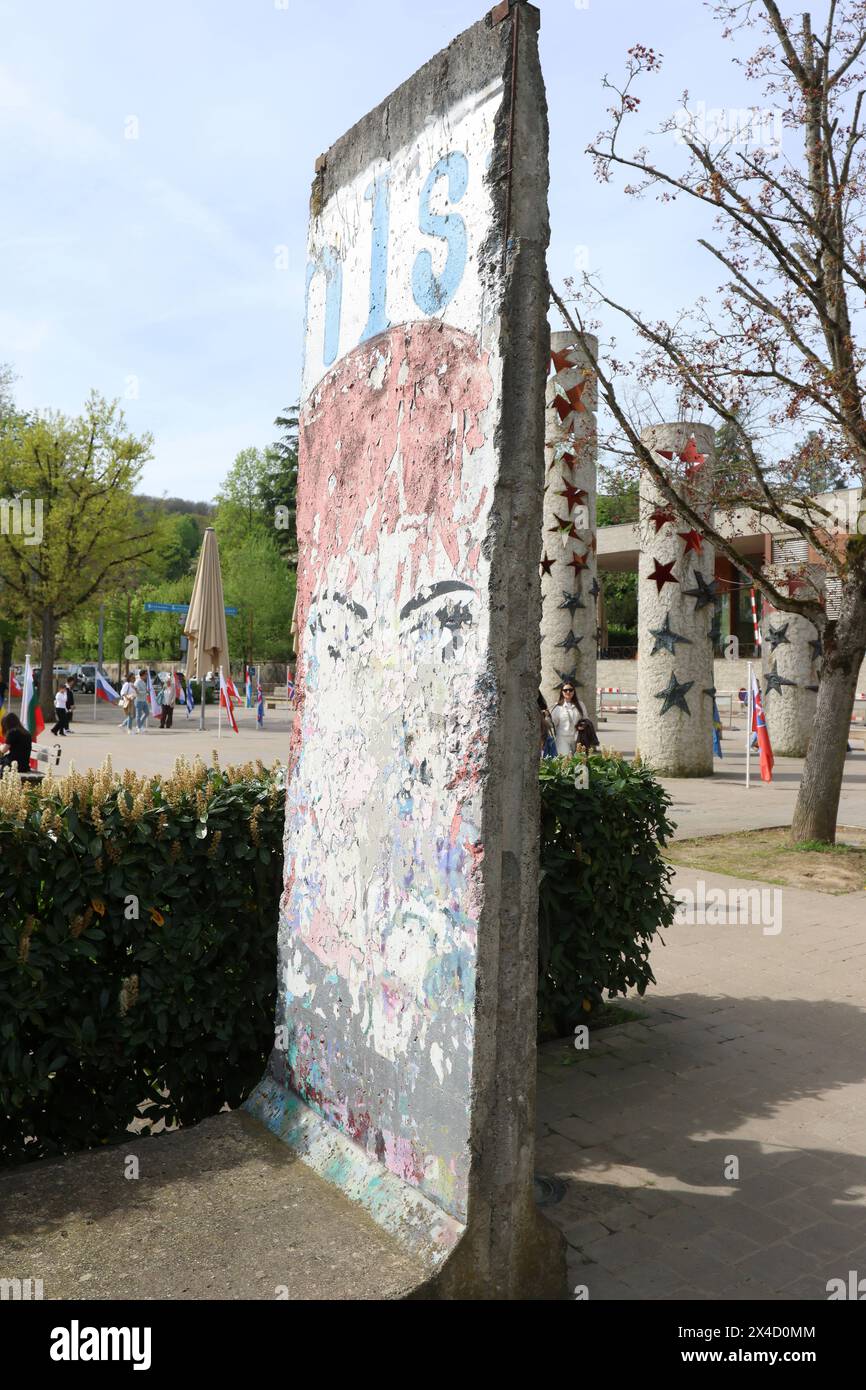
left=751, top=672, right=774, bottom=783
left=146, top=670, right=160, bottom=718
left=219, top=667, right=239, bottom=733
left=95, top=671, right=119, bottom=703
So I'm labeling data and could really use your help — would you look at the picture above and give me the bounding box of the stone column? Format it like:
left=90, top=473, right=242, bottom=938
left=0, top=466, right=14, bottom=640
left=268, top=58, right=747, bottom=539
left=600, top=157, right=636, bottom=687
left=540, top=330, right=598, bottom=722
left=636, top=423, right=716, bottom=776
left=761, top=560, right=824, bottom=757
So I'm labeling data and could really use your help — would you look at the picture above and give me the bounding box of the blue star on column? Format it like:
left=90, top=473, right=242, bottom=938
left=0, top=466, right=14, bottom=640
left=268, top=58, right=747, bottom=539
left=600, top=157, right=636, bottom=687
left=649, top=613, right=692, bottom=656
left=558, top=590, right=585, bottom=615
left=764, top=662, right=798, bottom=697
left=809, top=635, right=823, bottom=662
left=589, top=578, right=601, bottom=600
left=682, top=571, right=717, bottom=610
left=556, top=669, right=582, bottom=688
left=655, top=672, right=694, bottom=715
left=767, top=623, right=790, bottom=651
left=557, top=631, right=584, bottom=651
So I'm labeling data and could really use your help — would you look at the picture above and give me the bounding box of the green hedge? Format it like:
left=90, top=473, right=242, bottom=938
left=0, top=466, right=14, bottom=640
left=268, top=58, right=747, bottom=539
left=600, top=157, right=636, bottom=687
left=1, top=751, right=675, bottom=1166
left=0, top=758, right=283, bottom=1166
left=538, top=752, right=676, bottom=1041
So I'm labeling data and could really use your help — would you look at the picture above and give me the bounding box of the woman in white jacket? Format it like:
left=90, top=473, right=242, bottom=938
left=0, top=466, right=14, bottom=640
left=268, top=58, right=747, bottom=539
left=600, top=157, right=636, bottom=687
left=550, top=682, right=588, bottom=756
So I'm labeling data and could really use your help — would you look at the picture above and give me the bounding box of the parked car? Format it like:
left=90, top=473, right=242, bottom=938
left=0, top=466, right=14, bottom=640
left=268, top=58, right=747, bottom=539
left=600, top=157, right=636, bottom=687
left=74, top=663, right=99, bottom=694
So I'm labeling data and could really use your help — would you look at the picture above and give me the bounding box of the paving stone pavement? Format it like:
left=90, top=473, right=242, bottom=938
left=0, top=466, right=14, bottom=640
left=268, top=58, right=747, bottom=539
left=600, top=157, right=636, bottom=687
left=536, top=864, right=866, bottom=1300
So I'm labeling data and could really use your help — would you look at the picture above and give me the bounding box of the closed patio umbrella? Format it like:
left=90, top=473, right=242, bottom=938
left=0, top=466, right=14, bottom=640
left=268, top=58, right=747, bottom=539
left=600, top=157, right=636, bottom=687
left=184, top=527, right=230, bottom=729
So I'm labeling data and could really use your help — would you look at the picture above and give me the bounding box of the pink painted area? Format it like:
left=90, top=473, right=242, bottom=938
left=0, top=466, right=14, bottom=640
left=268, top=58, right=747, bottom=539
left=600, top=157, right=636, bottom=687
left=296, top=322, right=493, bottom=646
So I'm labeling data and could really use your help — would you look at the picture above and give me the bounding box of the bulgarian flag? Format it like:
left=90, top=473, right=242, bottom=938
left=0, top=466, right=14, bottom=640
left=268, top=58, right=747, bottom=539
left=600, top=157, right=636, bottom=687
left=751, top=672, right=774, bottom=783
left=219, top=667, right=239, bottom=733
left=20, top=656, right=45, bottom=738
left=95, top=671, right=119, bottom=703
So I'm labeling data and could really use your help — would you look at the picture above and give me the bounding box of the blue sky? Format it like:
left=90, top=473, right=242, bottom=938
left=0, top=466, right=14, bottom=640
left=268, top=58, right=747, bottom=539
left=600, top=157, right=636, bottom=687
left=0, top=0, right=764, bottom=500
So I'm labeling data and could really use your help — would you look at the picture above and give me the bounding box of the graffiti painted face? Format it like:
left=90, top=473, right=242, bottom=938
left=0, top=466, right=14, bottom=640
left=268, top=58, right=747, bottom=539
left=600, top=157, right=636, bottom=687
left=280, top=322, right=494, bottom=1211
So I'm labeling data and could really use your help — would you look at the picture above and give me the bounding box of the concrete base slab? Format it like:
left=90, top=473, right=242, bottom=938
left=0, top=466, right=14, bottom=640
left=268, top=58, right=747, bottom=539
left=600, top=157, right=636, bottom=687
left=0, top=1112, right=427, bottom=1300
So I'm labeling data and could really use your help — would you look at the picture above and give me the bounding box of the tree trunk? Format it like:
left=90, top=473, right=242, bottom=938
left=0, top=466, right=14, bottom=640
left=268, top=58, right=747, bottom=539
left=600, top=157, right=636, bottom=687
left=792, top=576, right=866, bottom=844
left=0, top=633, right=12, bottom=686
left=39, top=606, right=57, bottom=721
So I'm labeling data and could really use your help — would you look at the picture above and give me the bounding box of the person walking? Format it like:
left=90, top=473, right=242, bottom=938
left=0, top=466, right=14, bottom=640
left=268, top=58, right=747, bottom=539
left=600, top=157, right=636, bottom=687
left=64, top=676, right=76, bottom=731
left=133, top=668, right=149, bottom=733
left=118, top=675, right=136, bottom=732
left=0, top=712, right=32, bottom=775
left=550, top=682, right=588, bottom=756
left=159, top=670, right=176, bottom=729
left=50, top=680, right=69, bottom=736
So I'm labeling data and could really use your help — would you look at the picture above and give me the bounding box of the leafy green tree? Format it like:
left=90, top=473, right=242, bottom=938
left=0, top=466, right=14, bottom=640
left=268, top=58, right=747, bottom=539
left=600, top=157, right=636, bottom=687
left=222, top=532, right=296, bottom=668
left=261, top=407, right=298, bottom=563
left=0, top=394, right=154, bottom=717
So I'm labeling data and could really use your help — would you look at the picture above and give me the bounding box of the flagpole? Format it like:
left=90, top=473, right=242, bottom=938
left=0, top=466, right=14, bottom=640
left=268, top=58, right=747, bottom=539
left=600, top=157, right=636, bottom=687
left=746, top=661, right=752, bottom=789
left=20, top=654, right=29, bottom=722
left=218, top=666, right=223, bottom=740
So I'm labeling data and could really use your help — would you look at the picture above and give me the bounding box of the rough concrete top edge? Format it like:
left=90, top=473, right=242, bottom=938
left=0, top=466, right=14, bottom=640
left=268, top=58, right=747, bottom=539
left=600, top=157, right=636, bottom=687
left=312, top=2, right=541, bottom=204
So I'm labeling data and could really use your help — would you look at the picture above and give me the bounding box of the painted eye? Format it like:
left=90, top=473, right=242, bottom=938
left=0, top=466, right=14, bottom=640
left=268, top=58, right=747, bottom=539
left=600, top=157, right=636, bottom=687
left=435, top=601, right=472, bottom=631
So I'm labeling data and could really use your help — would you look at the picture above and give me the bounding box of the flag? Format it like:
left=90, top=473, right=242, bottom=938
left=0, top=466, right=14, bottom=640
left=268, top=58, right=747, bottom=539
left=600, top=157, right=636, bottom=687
left=10, top=669, right=22, bottom=698
left=226, top=673, right=241, bottom=703
left=185, top=675, right=195, bottom=717
left=20, top=656, right=45, bottom=738
left=287, top=666, right=294, bottom=703
left=245, top=665, right=253, bottom=707
left=219, top=667, right=239, bottom=733
left=174, top=671, right=184, bottom=702
left=146, top=670, right=160, bottom=718
left=712, top=699, right=723, bottom=758
left=751, top=673, right=774, bottom=782
left=95, top=671, right=119, bottom=703
left=256, top=670, right=264, bottom=727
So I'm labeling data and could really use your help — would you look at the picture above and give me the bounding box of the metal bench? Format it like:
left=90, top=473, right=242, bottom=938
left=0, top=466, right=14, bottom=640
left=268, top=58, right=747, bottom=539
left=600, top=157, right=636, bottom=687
left=10, top=743, right=63, bottom=784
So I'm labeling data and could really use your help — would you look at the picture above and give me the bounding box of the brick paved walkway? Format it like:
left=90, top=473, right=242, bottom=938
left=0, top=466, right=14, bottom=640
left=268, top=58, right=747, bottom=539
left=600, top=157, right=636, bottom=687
left=537, top=865, right=866, bottom=1299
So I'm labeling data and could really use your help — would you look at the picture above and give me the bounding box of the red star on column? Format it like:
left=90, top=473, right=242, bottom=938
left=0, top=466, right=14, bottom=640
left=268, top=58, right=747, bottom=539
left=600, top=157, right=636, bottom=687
left=649, top=506, right=676, bottom=532
left=680, top=437, right=706, bottom=466
left=548, top=513, right=577, bottom=537
left=550, top=345, right=578, bottom=374
left=557, top=483, right=589, bottom=510
left=647, top=559, right=679, bottom=592
left=551, top=381, right=587, bottom=422
left=567, top=550, right=590, bottom=576
left=540, top=552, right=555, bottom=576
left=678, top=529, right=704, bottom=554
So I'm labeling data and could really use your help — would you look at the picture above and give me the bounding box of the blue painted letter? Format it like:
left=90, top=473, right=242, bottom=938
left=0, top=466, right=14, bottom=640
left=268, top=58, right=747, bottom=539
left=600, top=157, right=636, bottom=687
left=412, top=152, right=468, bottom=315
left=360, top=173, right=391, bottom=342
left=304, top=246, right=342, bottom=370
